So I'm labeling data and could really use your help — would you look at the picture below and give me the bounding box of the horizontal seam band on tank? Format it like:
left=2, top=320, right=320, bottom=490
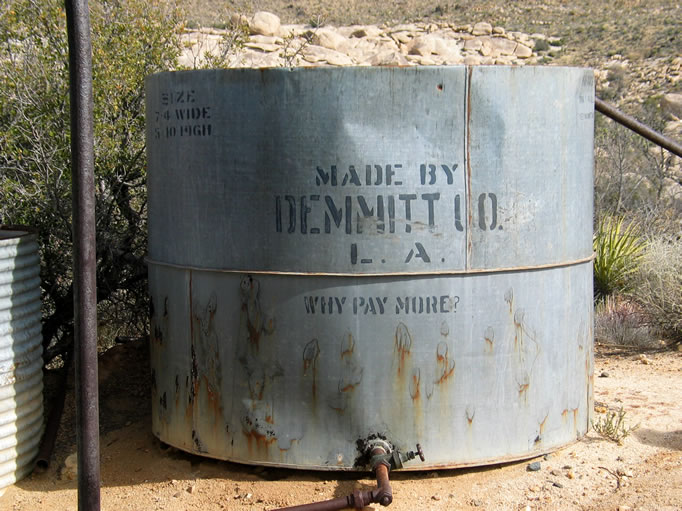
left=144, top=253, right=596, bottom=277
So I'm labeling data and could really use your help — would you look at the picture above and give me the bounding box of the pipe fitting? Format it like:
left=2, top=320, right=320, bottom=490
left=271, top=442, right=425, bottom=511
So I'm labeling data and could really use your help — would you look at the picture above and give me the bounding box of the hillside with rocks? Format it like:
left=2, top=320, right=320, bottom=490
left=182, top=1, right=682, bottom=113
left=179, top=7, right=682, bottom=214
left=180, top=17, right=559, bottom=68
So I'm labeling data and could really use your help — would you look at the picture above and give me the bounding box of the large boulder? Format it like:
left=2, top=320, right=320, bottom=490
left=250, top=11, right=281, bottom=37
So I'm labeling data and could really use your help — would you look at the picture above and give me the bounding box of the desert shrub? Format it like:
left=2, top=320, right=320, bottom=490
left=593, top=96, right=681, bottom=345
left=631, top=236, right=682, bottom=344
left=593, top=216, right=645, bottom=301
left=594, top=105, right=681, bottom=231
left=592, top=407, right=640, bottom=445
left=0, top=0, right=182, bottom=361
left=179, top=13, right=249, bottom=69
left=594, top=295, right=654, bottom=347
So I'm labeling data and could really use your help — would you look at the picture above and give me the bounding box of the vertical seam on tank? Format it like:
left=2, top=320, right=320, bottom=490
left=188, top=269, right=195, bottom=434
left=465, top=66, right=473, bottom=271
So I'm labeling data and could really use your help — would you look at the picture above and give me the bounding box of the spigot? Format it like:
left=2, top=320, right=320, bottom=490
left=405, top=443, right=426, bottom=463
left=368, top=441, right=426, bottom=471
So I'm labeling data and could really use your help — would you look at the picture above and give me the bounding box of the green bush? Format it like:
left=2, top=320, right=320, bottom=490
left=0, top=0, right=182, bottom=360
left=593, top=216, right=645, bottom=301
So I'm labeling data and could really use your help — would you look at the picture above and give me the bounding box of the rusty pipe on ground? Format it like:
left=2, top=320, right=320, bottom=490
left=271, top=452, right=391, bottom=511
left=272, top=444, right=424, bottom=511
left=35, top=350, right=73, bottom=471
left=595, top=97, right=682, bottom=158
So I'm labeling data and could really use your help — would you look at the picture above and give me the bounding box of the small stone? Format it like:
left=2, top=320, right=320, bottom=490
left=432, top=495, right=441, bottom=501
left=313, top=29, right=349, bottom=52
left=245, top=41, right=280, bottom=53
left=366, top=50, right=409, bottom=67
left=553, top=481, right=564, bottom=488
left=61, top=453, right=78, bottom=481
left=494, top=56, right=516, bottom=65
left=599, top=371, right=609, bottom=378
left=188, top=484, right=197, bottom=494
left=514, top=43, right=533, bottom=58
left=391, top=31, right=413, bottom=45
left=408, top=36, right=436, bottom=56
left=527, top=461, right=542, bottom=472
left=463, top=55, right=482, bottom=65
left=566, top=470, right=575, bottom=479
left=407, top=55, right=437, bottom=66
left=491, top=37, right=518, bottom=56
left=173, top=491, right=183, bottom=498
left=245, top=493, right=253, bottom=499
left=638, top=354, right=652, bottom=365
left=463, top=38, right=483, bottom=51
left=302, top=45, right=354, bottom=66
left=442, top=52, right=464, bottom=65
left=470, top=498, right=483, bottom=507
left=351, top=25, right=383, bottom=39
left=617, top=468, right=634, bottom=478
left=480, top=38, right=493, bottom=56
left=618, top=506, right=632, bottom=511
left=492, top=26, right=505, bottom=35
left=472, top=22, right=493, bottom=36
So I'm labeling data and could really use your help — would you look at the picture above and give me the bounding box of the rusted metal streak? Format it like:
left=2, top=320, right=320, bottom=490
left=145, top=254, right=595, bottom=277
left=595, top=97, right=682, bottom=158
left=271, top=496, right=355, bottom=511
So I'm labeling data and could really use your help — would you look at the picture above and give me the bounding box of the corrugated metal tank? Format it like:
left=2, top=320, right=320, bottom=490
left=0, top=229, right=43, bottom=486
left=145, top=66, right=595, bottom=470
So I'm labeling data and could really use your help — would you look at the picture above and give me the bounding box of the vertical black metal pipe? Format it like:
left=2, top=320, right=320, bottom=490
left=64, top=1, right=101, bottom=510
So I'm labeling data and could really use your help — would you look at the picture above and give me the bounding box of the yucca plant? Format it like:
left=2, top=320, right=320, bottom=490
left=593, top=216, right=645, bottom=301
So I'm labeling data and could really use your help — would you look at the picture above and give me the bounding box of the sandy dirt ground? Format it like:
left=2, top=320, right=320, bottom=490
left=0, top=341, right=680, bottom=511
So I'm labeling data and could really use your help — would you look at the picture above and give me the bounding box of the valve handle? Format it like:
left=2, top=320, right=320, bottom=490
left=415, top=443, right=425, bottom=462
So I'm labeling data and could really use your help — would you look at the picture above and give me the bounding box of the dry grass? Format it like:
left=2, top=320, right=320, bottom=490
left=595, top=295, right=655, bottom=348
left=633, top=236, right=682, bottom=344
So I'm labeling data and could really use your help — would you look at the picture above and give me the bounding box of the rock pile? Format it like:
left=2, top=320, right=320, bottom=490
left=179, top=11, right=564, bottom=69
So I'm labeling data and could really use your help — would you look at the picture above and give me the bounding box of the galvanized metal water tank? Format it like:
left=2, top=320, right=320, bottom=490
left=0, top=229, right=43, bottom=486
left=146, top=66, right=595, bottom=470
